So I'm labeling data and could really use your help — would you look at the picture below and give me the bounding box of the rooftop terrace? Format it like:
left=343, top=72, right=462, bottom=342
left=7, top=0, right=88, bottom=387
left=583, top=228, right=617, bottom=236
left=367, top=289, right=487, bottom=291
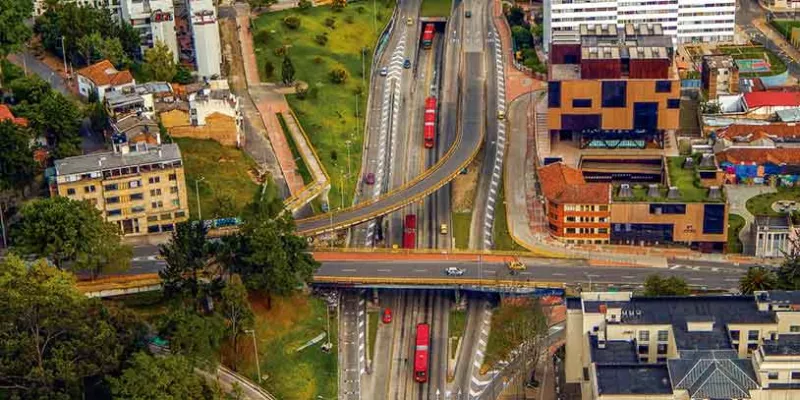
left=612, top=157, right=724, bottom=203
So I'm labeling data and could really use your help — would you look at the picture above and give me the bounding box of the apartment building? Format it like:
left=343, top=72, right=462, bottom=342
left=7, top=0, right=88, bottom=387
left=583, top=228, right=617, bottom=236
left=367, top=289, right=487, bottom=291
left=543, top=0, right=735, bottom=51
left=565, top=291, right=800, bottom=400
left=547, top=24, right=680, bottom=152
left=120, top=0, right=179, bottom=60
left=187, top=0, right=222, bottom=78
left=51, top=139, right=189, bottom=236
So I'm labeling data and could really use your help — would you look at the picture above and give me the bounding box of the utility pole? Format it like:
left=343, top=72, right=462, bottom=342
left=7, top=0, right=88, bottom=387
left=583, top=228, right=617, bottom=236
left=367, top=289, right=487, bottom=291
left=195, top=176, right=205, bottom=220
left=61, top=37, right=68, bottom=75
left=345, top=140, right=352, bottom=181
left=245, top=329, right=261, bottom=384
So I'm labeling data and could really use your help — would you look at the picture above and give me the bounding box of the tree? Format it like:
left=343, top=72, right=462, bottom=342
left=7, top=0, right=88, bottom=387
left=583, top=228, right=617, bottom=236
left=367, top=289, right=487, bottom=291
left=14, top=90, right=83, bottom=159
left=281, top=55, right=295, bottom=85
left=329, top=67, right=348, bottom=83
left=0, top=255, right=144, bottom=398
left=159, top=221, right=213, bottom=301
left=643, top=274, right=691, bottom=296
left=159, top=307, right=225, bottom=365
left=492, top=298, right=548, bottom=390
left=777, top=242, right=800, bottom=289
left=315, top=33, right=329, bottom=46
left=506, top=6, right=527, bottom=27
left=144, top=41, right=178, bottom=82
left=511, top=25, right=533, bottom=49
left=12, top=196, right=131, bottom=275
left=221, top=274, right=255, bottom=369
left=9, top=74, right=51, bottom=104
left=298, top=0, right=313, bottom=10
left=211, top=194, right=236, bottom=219
left=0, top=121, right=35, bottom=192
left=739, top=266, right=778, bottom=294
left=264, top=60, right=275, bottom=79
left=109, top=352, right=212, bottom=400
left=174, top=64, right=194, bottom=84
left=0, top=0, right=33, bottom=89
left=77, top=33, right=128, bottom=66
left=331, top=0, right=347, bottom=10
left=283, top=15, right=301, bottom=30
left=248, top=0, right=278, bottom=10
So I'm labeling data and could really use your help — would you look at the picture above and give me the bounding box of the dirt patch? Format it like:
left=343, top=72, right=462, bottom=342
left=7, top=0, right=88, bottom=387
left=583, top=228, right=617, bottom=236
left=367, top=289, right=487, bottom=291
left=219, top=17, right=247, bottom=93
left=452, top=155, right=481, bottom=212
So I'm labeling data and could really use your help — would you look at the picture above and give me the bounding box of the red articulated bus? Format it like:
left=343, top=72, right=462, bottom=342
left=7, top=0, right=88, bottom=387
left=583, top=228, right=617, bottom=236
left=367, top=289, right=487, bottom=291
left=422, top=24, right=434, bottom=49
left=403, top=214, right=417, bottom=249
left=423, top=96, right=436, bottom=148
left=414, top=323, right=430, bottom=383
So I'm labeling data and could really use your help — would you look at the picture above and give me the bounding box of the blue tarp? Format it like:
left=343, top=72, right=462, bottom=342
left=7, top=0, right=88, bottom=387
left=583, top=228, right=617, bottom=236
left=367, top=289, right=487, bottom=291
left=735, top=164, right=758, bottom=179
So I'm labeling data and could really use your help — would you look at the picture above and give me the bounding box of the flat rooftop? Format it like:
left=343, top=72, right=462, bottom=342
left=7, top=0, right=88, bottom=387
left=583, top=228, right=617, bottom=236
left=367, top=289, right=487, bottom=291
left=596, top=364, right=673, bottom=395
left=55, top=143, right=182, bottom=176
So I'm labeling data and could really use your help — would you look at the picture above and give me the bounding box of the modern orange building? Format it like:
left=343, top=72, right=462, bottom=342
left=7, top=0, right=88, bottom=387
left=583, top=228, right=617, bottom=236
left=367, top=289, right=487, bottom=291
left=547, top=24, right=680, bottom=150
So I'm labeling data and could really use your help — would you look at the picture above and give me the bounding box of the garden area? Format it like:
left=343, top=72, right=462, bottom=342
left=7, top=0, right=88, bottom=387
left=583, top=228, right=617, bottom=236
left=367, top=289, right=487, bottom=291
left=420, top=0, right=452, bottom=17
left=482, top=299, right=547, bottom=373
left=717, top=45, right=787, bottom=77
left=727, top=214, right=745, bottom=254
left=614, top=157, right=723, bottom=203
left=452, top=212, right=471, bottom=249
left=174, top=138, right=262, bottom=220
left=746, top=187, right=800, bottom=217
left=252, top=2, right=393, bottom=210
left=506, top=6, right=546, bottom=74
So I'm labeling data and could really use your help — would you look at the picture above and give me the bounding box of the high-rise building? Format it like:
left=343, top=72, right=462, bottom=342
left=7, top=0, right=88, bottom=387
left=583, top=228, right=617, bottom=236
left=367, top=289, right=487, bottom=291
left=543, top=0, right=735, bottom=52
left=120, top=0, right=179, bottom=61
left=188, top=0, right=222, bottom=79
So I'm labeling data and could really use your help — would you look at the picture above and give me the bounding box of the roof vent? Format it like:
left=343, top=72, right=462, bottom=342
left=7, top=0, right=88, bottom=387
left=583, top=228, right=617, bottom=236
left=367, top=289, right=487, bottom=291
left=708, top=186, right=722, bottom=200
left=647, top=184, right=660, bottom=198
left=618, top=183, right=633, bottom=198
left=683, top=157, right=695, bottom=169
left=700, top=153, right=715, bottom=168
left=667, top=186, right=681, bottom=200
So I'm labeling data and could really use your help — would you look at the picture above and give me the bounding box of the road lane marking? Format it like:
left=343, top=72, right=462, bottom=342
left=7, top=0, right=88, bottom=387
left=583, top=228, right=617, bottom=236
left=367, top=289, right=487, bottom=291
left=377, top=269, right=392, bottom=272
left=552, top=273, right=566, bottom=276
left=342, top=269, right=356, bottom=272
left=413, top=269, right=428, bottom=273
left=622, top=275, right=636, bottom=279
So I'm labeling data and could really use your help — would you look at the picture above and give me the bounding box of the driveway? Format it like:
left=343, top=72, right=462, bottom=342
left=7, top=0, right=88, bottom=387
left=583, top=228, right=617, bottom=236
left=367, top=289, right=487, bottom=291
left=725, top=184, right=777, bottom=253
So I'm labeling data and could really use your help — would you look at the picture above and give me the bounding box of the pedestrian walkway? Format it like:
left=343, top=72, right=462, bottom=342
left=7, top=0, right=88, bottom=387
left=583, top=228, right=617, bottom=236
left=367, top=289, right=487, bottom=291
left=753, top=18, right=800, bottom=64
left=492, top=0, right=544, bottom=102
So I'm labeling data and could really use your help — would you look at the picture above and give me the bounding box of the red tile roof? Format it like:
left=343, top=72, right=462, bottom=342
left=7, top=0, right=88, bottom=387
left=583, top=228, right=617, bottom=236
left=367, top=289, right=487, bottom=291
left=716, top=148, right=800, bottom=165
left=717, top=123, right=800, bottom=140
left=0, top=105, right=28, bottom=127
left=538, top=163, right=610, bottom=204
left=743, top=92, right=800, bottom=108
left=76, top=60, right=134, bottom=87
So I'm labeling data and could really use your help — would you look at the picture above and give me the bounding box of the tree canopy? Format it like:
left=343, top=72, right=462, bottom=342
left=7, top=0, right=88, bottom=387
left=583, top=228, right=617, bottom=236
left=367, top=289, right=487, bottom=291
left=0, top=0, right=33, bottom=88
left=144, top=41, right=178, bottom=82
left=281, top=56, right=295, bottom=85
left=0, top=121, right=36, bottom=191
left=643, top=274, right=691, bottom=296
left=739, top=266, right=778, bottom=294
left=776, top=245, right=800, bottom=290
left=159, top=221, right=215, bottom=301
left=12, top=196, right=131, bottom=274
left=109, top=352, right=213, bottom=400
left=12, top=90, right=83, bottom=159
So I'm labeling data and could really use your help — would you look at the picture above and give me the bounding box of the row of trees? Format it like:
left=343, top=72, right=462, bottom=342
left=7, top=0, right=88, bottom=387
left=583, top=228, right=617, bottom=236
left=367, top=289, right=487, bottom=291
left=738, top=247, right=800, bottom=293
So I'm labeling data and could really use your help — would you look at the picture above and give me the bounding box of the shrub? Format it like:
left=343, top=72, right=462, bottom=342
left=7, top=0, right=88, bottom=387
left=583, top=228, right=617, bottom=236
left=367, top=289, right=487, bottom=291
left=264, top=60, right=274, bottom=78
left=298, top=0, right=312, bottom=10
left=254, top=30, right=270, bottom=46
left=295, top=82, right=308, bottom=99
left=329, top=67, right=348, bottom=84
left=283, top=15, right=301, bottom=30
left=313, top=56, right=324, bottom=64
left=274, top=46, right=287, bottom=57
left=345, top=15, right=355, bottom=24
left=679, top=139, right=692, bottom=155
left=324, top=17, right=336, bottom=29
left=354, top=85, right=364, bottom=95
left=377, top=11, right=384, bottom=21
left=315, top=33, right=329, bottom=46
left=331, top=150, right=338, bottom=161
left=356, top=6, right=366, bottom=13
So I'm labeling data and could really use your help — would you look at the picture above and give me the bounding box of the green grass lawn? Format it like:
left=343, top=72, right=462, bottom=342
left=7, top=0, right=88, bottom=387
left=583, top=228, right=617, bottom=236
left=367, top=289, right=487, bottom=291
left=771, top=19, right=800, bottom=39
left=276, top=113, right=313, bottom=185
left=615, top=157, right=721, bottom=203
left=452, top=212, right=471, bottom=249
left=367, top=310, right=378, bottom=361
left=103, top=291, right=168, bottom=323
left=746, top=187, right=800, bottom=217
left=717, top=45, right=787, bottom=77
left=448, top=308, right=465, bottom=360
left=253, top=4, right=392, bottom=209
left=174, top=138, right=261, bottom=220
left=494, top=177, right=527, bottom=251
left=420, top=0, right=453, bottom=17
left=244, top=294, right=337, bottom=400
left=727, top=214, right=745, bottom=254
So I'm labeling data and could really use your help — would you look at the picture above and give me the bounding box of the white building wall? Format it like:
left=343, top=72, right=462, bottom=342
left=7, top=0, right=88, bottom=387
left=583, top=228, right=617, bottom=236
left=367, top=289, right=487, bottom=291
left=120, top=0, right=179, bottom=61
left=543, top=0, right=735, bottom=51
left=188, top=0, right=222, bottom=78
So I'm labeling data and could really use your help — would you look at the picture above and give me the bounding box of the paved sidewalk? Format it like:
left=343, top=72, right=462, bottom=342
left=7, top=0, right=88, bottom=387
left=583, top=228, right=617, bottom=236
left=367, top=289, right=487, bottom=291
left=492, top=0, right=543, bottom=102
left=753, top=18, right=800, bottom=64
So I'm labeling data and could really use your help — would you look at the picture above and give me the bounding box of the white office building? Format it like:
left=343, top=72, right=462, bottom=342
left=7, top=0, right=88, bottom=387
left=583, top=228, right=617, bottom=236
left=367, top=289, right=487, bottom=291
left=543, top=0, right=735, bottom=51
left=188, top=0, right=221, bottom=79
left=120, top=0, right=179, bottom=60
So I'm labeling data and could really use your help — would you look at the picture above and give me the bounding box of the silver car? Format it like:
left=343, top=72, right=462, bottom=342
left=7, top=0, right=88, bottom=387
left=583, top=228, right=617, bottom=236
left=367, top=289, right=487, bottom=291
left=445, top=267, right=465, bottom=276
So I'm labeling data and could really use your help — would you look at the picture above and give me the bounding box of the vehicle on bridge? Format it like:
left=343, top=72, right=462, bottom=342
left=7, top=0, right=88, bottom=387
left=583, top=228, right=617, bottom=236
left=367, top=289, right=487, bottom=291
left=403, top=214, right=417, bottom=249
left=424, top=96, right=437, bottom=148
left=414, top=323, right=430, bottom=383
left=445, top=267, right=465, bottom=276
left=507, top=260, right=526, bottom=271
left=422, top=23, right=434, bottom=49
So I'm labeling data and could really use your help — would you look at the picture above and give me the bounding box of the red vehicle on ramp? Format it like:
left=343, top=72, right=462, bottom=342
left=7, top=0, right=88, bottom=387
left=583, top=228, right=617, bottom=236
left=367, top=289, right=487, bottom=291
left=414, top=323, right=430, bottom=383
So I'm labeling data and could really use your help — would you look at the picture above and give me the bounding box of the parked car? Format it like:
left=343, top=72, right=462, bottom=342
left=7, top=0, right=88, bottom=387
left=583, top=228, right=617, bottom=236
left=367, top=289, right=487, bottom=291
left=497, top=110, right=506, bottom=120
left=365, top=172, right=376, bottom=185
left=406, top=17, right=413, bottom=25
left=403, top=58, right=412, bottom=69
left=380, top=67, right=388, bottom=76
left=445, top=267, right=465, bottom=276
left=440, top=223, right=448, bottom=235
left=382, top=308, right=392, bottom=323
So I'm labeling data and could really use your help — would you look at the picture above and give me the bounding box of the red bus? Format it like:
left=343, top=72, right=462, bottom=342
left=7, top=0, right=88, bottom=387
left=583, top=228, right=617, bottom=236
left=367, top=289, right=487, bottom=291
left=414, top=323, right=430, bottom=383
left=422, top=24, right=434, bottom=49
left=423, top=96, right=436, bottom=148
left=403, top=214, right=417, bottom=249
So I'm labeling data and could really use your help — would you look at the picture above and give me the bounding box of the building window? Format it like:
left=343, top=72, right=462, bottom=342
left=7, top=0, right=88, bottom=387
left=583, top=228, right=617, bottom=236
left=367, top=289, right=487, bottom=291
left=667, top=99, right=680, bottom=109
left=107, top=209, right=122, bottom=217
left=160, top=213, right=172, bottom=220
left=791, top=325, right=800, bottom=333
left=175, top=210, right=186, bottom=218
left=168, top=173, right=177, bottom=181
left=657, top=343, right=668, bottom=355
left=150, top=189, right=162, bottom=196
left=655, top=80, right=672, bottom=93
left=548, top=82, right=561, bottom=108
left=702, top=204, right=725, bottom=234
left=147, top=215, right=158, bottom=222
left=161, top=223, right=175, bottom=232
left=170, top=186, right=179, bottom=194
left=730, top=330, right=740, bottom=341
left=106, top=196, right=120, bottom=204
left=572, top=99, right=592, bottom=108
left=130, top=193, right=144, bottom=201
left=601, top=81, right=627, bottom=108
left=638, top=344, right=649, bottom=354
left=129, top=180, right=140, bottom=188
left=747, top=342, right=759, bottom=353
left=148, top=225, right=160, bottom=233
left=792, top=371, right=800, bottom=380
left=151, top=201, right=163, bottom=209
left=582, top=367, right=589, bottom=381
left=748, top=330, right=759, bottom=341
left=84, top=185, right=96, bottom=193
left=598, top=228, right=608, bottom=234
left=148, top=176, right=161, bottom=184
left=172, top=199, right=180, bottom=207
left=639, top=331, right=650, bottom=341
left=650, top=204, right=686, bottom=215
left=131, top=205, right=145, bottom=213
left=104, top=183, right=118, bottom=191
left=657, top=330, right=668, bottom=342
left=768, top=372, right=779, bottom=380
left=67, top=188, right=76, bottom=195
left=656, top=357, right=667, bottom=363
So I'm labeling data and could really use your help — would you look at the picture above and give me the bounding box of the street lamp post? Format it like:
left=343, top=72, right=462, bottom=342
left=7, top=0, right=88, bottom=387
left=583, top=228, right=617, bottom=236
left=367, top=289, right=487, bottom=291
left=195, top=176, right=205, bottom=221
left=245, top=329, right=262, bottom=384
left=345, top=140, right=352, bottom=180
left=61, top=37, right=68, bottom=75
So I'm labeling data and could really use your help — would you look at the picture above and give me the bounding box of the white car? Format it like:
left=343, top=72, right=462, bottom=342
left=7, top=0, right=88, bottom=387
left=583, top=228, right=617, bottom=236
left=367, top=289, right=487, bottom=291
left=445, top=267, right=465, bottom=276
left=380, top=67, right=388, bottom=76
